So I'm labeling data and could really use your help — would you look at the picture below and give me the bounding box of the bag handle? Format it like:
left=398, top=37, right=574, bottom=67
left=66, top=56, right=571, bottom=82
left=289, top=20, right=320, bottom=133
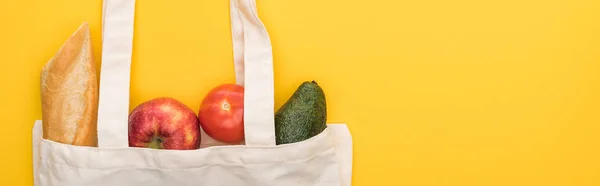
left=97, top=0, right=276, bottom=148
left=231, top=0, right=276, bottom=146
left=97, top=0, right=136, bottom=148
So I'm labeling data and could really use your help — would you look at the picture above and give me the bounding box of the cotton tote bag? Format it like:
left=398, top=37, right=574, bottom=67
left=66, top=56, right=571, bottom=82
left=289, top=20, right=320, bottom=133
left=31, top=0, right=353, bottom=185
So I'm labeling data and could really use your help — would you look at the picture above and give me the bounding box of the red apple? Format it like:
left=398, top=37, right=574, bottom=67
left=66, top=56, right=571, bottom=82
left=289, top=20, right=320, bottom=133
left=128, top=97, right=201, bottom=150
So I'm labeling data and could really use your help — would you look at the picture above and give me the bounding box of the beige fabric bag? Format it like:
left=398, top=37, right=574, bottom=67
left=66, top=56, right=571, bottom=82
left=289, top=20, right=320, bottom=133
left=32, top=0, right=353, bottom=185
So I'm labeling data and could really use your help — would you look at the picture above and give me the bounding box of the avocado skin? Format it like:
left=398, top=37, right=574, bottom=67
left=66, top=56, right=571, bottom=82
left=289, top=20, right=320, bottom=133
left=275, top=81, right=327, bottom=145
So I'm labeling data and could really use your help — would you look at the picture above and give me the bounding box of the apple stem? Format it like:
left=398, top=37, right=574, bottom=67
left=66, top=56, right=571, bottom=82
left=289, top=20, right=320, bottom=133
left=148, top=137, right=163, bottom=149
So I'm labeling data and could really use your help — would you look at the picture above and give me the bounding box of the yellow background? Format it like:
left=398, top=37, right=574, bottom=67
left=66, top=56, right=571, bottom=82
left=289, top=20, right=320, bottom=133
left=1, top=0, right=600, bottom=185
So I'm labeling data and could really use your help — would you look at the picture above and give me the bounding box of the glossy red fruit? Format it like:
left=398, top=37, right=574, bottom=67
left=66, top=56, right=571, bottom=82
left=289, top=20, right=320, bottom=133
left=128, top=97, right=201, bottom=150
left=198, top=84, right=244, bottom=144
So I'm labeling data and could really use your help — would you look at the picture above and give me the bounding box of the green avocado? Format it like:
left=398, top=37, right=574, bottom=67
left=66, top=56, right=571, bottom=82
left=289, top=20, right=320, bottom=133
left=275, top=80, right=327, bottom=145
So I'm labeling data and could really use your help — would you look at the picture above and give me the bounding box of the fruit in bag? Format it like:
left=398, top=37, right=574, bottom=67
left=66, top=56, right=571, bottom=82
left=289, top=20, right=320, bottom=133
left=275, top=81, right=327, bottom=145
left=128, top=97, right=201, bottom=150
left=198, top=84, right=245, bottom=144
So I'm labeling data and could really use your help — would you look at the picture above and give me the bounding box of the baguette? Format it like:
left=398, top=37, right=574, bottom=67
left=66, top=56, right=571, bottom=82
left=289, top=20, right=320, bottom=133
left=40, top=22, right=98, bottom=147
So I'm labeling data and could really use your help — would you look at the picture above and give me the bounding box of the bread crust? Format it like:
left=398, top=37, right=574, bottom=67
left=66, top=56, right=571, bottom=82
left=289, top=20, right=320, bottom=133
left=41, top=22, right=98, bottom=147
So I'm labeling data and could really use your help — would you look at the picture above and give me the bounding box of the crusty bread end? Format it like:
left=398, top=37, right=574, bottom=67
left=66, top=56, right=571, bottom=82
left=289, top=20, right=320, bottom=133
left=41, top=22, right=98, bottom=147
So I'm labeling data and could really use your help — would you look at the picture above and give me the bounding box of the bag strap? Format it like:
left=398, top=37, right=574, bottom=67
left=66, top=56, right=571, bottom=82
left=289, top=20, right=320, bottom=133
left=97, top=0, right=276, bottom=148
left=232, top=0, right=276, bottom=147
left=97, top=0, right=137, bottom=148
